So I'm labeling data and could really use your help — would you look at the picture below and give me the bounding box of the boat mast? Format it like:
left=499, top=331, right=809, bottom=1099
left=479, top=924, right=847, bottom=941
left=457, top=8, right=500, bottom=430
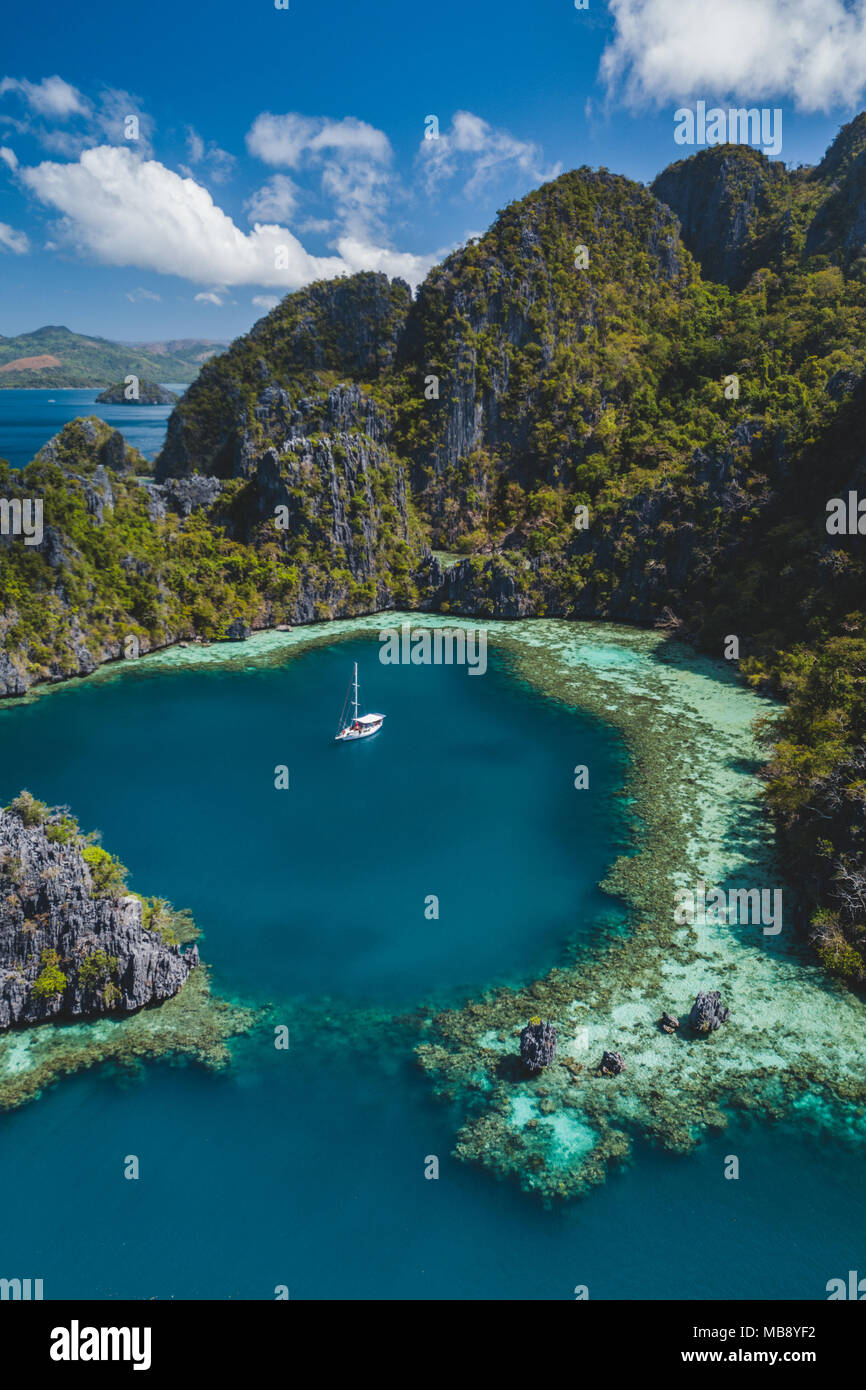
left=353, top=663, right=359, bottom=721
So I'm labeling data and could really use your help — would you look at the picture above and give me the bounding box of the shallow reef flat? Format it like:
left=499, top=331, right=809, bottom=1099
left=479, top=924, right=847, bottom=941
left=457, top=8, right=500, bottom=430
left=6, top=614, right=866, bottom=1198
left=0, top=967, right=258, bottom=1112
left=410, top=618, right=866, bottom=1198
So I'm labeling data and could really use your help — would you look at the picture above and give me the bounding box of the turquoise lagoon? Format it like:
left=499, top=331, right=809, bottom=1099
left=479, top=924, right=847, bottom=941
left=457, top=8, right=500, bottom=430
left=0, top=618, right=864, bottom=1299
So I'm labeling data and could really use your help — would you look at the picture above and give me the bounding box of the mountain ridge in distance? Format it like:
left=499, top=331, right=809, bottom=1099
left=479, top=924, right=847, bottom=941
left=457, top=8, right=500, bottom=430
left=0, top=325, right=227, bottom=388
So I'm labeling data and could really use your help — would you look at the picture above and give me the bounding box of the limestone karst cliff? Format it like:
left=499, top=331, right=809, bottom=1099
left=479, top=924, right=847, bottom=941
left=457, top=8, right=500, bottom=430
left=0, top=796, right=198, bottom=1030
left=4, top=121, right=866, bottom=980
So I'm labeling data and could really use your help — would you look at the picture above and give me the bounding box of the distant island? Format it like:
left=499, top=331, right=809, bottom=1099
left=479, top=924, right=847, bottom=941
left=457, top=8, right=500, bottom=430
left=0, top=325, right=225, bottom=389
left=96, top=379, right=179, bottom=405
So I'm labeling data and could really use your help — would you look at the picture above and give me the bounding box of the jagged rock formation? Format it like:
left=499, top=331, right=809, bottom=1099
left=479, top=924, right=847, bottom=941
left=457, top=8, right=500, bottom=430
left=519, top=1019, right=557, bottom=1073
left=157, top=274, right=410, bottom=481
left=804, top=116, right=866, bottom=263
left=689, top=991, right=730, bottom=1034
left=659, top=1011, right=680, bottom=1034
left=7, top=132, right=866, bottom=692
left=0, top=803, right=198, bottom=1029
left=599, top=1050, right=626, bottom=1075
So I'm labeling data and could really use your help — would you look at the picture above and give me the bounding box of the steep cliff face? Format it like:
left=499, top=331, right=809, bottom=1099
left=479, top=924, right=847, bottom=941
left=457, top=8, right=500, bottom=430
left=157, top=272, right=411, bottom=481
left=650, top=116, right=866, bottom=287
left=6, top=139, right=866, bottom=695
left=0, top=394, right=432, bottom=693
left=805, top=114, right=866, bottom=263
left=0, top=801, right=198, bottom=1030
left=396, top=168, right=697, bottom=546
left=432, top=413, right=779, bottom=632
left=218, top=385, right=418, bottom=613
left=651, top=147, right=790, bottom=288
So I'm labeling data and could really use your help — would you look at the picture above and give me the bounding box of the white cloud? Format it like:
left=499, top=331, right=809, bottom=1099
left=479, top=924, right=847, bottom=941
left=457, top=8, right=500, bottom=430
left=0, top=221, right=29, bottom=253
left=186, top=128, right=205, bottom=164
left=246, top=113, right=318, bottom=168
left=194, top=290, right=225, bottom=306
left=0, top=145, right=17, bottom=170
left=244, top=173, right=299, bottom=224
left=0, top=75, right=88, bottom=118
left=297, top=216, right=333, bottom=234
left=252, top=294, right=280, bottom=310
left=600, top=0, right=866, bottom=112
left=246, top=112, right=394, bottom=239
left=0, top=77, right=153, bottom=157
left=417, top=111, right=560, bottom=195
left=18, top=145, right=434, bottom=290
left=246, top=113, right=391, bottom=168
left=335, top=234, right=439, bottom=285
left=181, top=126, right=235, bottom=184
left=126, top=286, right=161, bottom=302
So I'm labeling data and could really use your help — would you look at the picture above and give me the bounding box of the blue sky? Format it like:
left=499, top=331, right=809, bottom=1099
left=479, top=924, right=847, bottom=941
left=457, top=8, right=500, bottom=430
left=1, top=0, right=864, bottom=343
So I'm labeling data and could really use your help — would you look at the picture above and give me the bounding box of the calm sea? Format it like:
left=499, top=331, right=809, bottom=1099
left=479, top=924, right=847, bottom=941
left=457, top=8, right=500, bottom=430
left=0, top=386, right=184, bottom=469
left=0, top=638, right=863, bottom=1298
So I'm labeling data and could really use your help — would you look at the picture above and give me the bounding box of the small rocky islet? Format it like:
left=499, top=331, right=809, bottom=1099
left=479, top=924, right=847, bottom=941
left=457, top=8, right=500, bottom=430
left=0, top=790, right=252, bottom=1108
left=95, top=379, right=179, bottom=406
left=0, top=792, right=197, bottom=1030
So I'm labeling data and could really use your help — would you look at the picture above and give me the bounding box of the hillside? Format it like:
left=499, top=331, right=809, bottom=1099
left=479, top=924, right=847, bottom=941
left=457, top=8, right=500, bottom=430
left=0, top=408, right=433, bottom=698
left=5, top=118, right=866, bottom=982
left=0, top=326, right=225, bottom=388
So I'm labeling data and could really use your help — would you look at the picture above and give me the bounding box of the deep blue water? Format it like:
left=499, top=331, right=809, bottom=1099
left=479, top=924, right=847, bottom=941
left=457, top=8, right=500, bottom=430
left=2, top=1052, right=864, bottom=1300
left=0, top=638, right=863, bottom=1300
left=0, top=641, right=629, bottom=1005
left=0, top=386, right=184, bottom=469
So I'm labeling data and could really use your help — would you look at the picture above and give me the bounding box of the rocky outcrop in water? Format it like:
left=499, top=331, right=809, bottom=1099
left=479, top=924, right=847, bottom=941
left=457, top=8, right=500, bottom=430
left=659, top=1011, right=680, bottom=1034
left=520, top=1019, right=557, bottom=1074
left=96, top=380, right=179, bottom=406
left=599, top=1050, right=626, bottom=1075
left=689, top=991, right=730, bottom=1034
left=0, top=801, right=198, bottom=1030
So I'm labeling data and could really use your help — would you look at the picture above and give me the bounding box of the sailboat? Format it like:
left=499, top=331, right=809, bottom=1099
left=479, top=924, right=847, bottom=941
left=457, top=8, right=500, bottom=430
left=335, top=662, right=385, bottom=742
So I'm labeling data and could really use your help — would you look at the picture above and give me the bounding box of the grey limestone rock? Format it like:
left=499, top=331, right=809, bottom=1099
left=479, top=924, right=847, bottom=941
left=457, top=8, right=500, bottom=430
left=0, top=804, right=198, bottom=1030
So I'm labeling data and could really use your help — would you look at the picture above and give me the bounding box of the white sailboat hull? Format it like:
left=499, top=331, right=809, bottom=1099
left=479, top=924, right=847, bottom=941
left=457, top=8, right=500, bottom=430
left=335, top=662, right=385, bottom=741
left=335, top=714, right=385, bottom=742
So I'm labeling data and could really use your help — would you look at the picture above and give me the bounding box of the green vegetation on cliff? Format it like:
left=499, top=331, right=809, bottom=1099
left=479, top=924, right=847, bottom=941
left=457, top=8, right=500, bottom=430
left=0, top=400, right=428, bottom=693
left=6, top=120, right=866, bottom=982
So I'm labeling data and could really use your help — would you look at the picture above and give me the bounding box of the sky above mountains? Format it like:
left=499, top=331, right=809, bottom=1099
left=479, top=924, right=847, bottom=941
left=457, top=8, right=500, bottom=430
left=1, top=0, right=865, bottom=341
